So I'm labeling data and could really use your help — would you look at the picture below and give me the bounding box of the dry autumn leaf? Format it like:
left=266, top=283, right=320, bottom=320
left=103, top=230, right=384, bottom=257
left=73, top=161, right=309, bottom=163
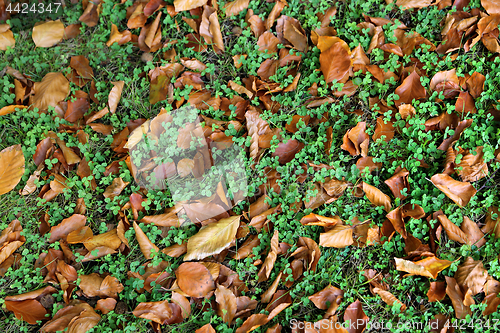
left=32, top=20, right=65, bottom=48
left=0, top=145, right=25, bottom=196
left=184, top=215, right=241, bottom=261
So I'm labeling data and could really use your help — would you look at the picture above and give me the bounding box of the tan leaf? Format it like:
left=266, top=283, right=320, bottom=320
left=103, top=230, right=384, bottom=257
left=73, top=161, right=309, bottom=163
left=229, top=80, right=253, bottom=99
left=427, top=281, right=446, bottom=302
left=133, top=299, right=175, bottom=324
left=430, top=173, right=477, bottom=207
left=196, top=324, right=216, bottom=333
left=0, top=29, right=15, bottom=50
left=215, top=285, right=237, bottom=324
left=373, top=288, right=406, bottom=311
left=95, top=298, right=116, bottom=314
left=224, top=0, right=250, bottom=16
left=437, top=215, right=469, bottom=244
left=32, top=20, right=65, bottom=47
left=174, top=0, right=208, bottom=11
left=308, top=284, right=344, bottom=313
left=460, top=216, right=486, bottom=248
left=341, top=122, right=369, bottom=156
left=103, top=177, right=129, bottom=200
left=343, top=299, right=369, bottom=332
left=108, top=81, right=124, bottom=114
left=0, top=145, right=25, bottom=196
left=49, top=214, right=87, bottom=243
left=455, top=257, right=489, bottom=295
left=319, top=224, right=354, bottom=248
left=32, top=72, right=70, bottom=111
left=133, top=221, right=160, bottom=259
left=184, top=215, right=241, bottom=261
left=396, top=0, right=432, bottom=9
left=176, top=262, right=215, bottom=298
left=362, top=182, right=392, bottom=212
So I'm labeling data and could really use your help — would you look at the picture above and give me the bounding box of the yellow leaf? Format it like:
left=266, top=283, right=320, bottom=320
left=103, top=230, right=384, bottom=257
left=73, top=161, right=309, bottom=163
left=32, top=20, right=65, bottom=48
left=184, top=215, right=241, bottom=261
left=0, top=145, right=25, bottom=196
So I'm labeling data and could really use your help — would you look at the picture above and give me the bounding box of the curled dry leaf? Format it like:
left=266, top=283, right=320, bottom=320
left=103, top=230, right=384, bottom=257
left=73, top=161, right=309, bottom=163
left=308, top=284, right=344, bottom=315
left=395, top=256, right=452, bottom=279
left=103, top=177, right=129, bottom=200
left=437, top=214, right=469, bottom=244
left=133, top=222, right=159, bottom=259
left=184, top=215, right=241, bottom=261
left=341, top=122, right=369, bottom=156
left=49, top=214, right=87, bottom=243
left=394, top=71, right=426, bottom=107
left=39, top=301, right=101, bottom=332
left=235, top=313, right=269, bottom=333
left=0, top=145, right=25, bottom=196
left=384, top=168, right=410, bottom=199
left=224, top=0, right=250, bottom=16
left=176, top=262, right=215, bottom=298
left=430, top=173, right=477, bottom=207
left=455, top=257, right=489, bottom=295
left=373, top=288, right=406, bottom=311
left=32, top=20, right=65, bottom=48
left=95, top=298, right=117, bottom=314
left=445, top=276, right=472, bottom=319
left=132, top=299, right=179, bottom=325
left=427, top=281, right=446, bottom=302
left=362, top=182, right=392, bottom=212
left=108, top=81, right=124, bottom=114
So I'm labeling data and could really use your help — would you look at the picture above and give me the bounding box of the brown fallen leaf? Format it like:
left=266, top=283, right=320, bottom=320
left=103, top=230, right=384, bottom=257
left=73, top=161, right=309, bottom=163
left=430, top=173, right=477, bottom=207
left=373, top=287, right=407, bottom=311
left=319, top=224, right=354, bottom=248
left=427, top=281, right=446, bottom=302
left=437, top=214, right=469, bottom=244
left=133, top=221, right=160, bottom=259
left=384, top=168, right=410, bottom=199
left=344, top=299, right=369, bottom=333
left=174, top=0, right=207, bottom=11
left=215, top=284, right=237, bottom=324
left=5, top=286, right=57, bottom=324
left=103, top=177, right=130, bottom=200
left=31, top=72, right=70, bottom=111
left=455, top=257, right=488, bottom=295
left=341, top=122, right=369, bottom=156
left=133, top=299, right=180, bottom=325
left=446, top=276, right=472, bottom=319
left=395, top=256, right=452, bottom=279
left=394, top=71, right=426, bottom=107
left=320, top=40, right=352, bottom=83
left=0, top=145, right=25, bottom=196
left=176, top=262, right=215, bottom=298
left=49, top=214, right=87, bottom=243
left=224, top=0, right=250, bottom=16
left=109, top=81, right=124, bottom=113
left=362, top=182, right=392, bottom=212
left=40, top=300, right=100, bottom=332
left=32, top=20, right=65, bottom=48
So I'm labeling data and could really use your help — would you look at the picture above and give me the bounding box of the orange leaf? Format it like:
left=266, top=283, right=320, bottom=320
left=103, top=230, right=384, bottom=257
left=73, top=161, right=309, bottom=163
left=174, top=0, right=207, bottom=11
left=224, top=0, right=250, bottom=17
left=394, top=71, right=426, bottom=107
left=319, top=224, right=354, bottom=248
left=430, top=173, right=477, bottom=207
left=320, top=41, right=352, bottom=83
left=133, top=222, right=159, bottom=259
left=175, top=262, right=215, bottom=298
left=32, top=72, right=70, bottom=111
left=362, top=182, right=392, bottom=212
left=215, top=285, right=237, bottom=324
